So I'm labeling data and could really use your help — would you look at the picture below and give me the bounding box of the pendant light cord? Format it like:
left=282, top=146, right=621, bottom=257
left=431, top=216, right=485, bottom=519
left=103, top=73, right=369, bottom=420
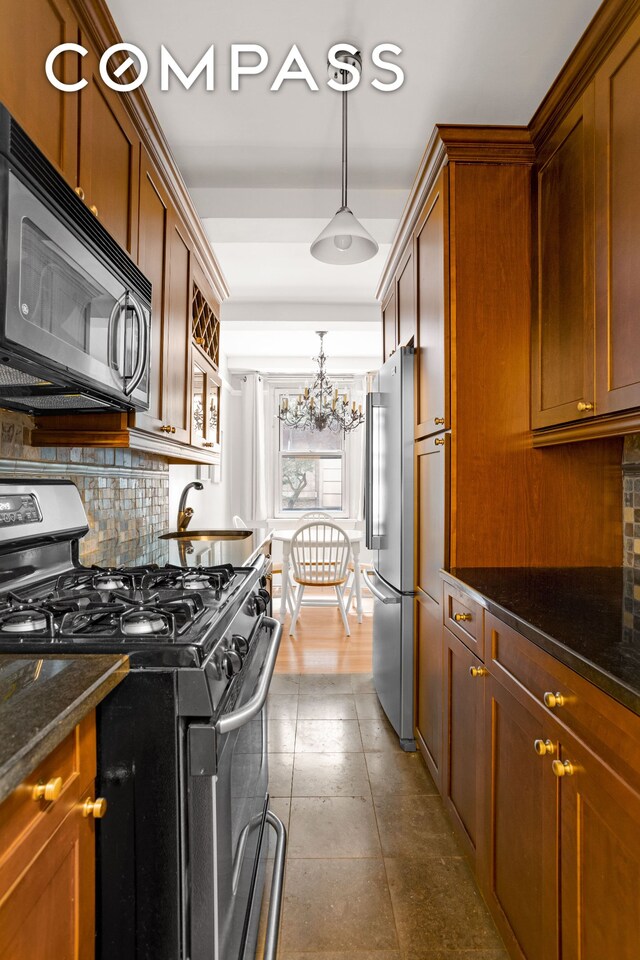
left=341, top=75, right=348, bottom=209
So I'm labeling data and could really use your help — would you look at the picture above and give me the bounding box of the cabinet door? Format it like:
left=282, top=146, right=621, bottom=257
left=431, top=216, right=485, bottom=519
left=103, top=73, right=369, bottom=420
left=442, top=629, right=483, bottom=863
left=164, top=214, right=192, bottom=444
left=0, top=0, right=79, bottom=186
left=533, top=89, right=596, bottom=428
left=415, top=589, right=443, bottom=789
left=415, top=433, right=449, bottom=604
left=396, top=246, right=416, bottom=348
left=382, top=287, right=397, bottom=361
left=595, top=18, right=640, bottom=416
left=78, top=40, right=140, bottom=255
left=135, top=149, right=169, bottom=435
left=415, top=169, right=449, bottom=439
left=481, top=676, right=558, bottom=960
left=559, top=732, right=640, bottom=960
left=0, top=788, right=96, bottom=960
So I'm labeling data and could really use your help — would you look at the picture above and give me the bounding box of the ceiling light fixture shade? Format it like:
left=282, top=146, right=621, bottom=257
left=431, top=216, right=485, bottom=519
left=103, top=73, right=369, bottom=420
left=311, top=50, right=379, bottom=265
left=310, top=206, right=378, bottom=265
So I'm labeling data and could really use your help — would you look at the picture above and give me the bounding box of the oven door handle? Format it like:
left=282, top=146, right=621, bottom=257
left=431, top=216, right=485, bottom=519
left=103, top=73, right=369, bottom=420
left=263, top=810, right=287, bottom=960
left=216, top=616, right=282, bottom=735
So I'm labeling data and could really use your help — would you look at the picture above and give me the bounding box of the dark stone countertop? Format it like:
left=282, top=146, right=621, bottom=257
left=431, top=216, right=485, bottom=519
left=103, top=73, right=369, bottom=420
left=443, top=567, right=640, bottom=716
left=0, top=654, right=128, bottom=805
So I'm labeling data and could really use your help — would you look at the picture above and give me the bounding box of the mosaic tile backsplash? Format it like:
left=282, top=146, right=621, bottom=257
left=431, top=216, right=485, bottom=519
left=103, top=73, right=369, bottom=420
left=0, top=410, right=169, bottom=567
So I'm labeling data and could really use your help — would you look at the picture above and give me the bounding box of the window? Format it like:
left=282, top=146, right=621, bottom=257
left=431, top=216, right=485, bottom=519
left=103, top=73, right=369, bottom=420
left=277, top=391, right=346, bottom=516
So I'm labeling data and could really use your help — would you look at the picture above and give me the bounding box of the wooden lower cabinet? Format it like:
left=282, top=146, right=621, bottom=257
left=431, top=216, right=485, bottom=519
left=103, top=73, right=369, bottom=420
left=442, top=628, right=483, bottom=864
left=480, top=674, right=559, bottom=960
left=558, top=731, right=640, bottom=960
left=0, top=713, right=98, bottom=960
left=415, top=589, right=443, bottom=789
left=0, top=786, right=96, bottom=960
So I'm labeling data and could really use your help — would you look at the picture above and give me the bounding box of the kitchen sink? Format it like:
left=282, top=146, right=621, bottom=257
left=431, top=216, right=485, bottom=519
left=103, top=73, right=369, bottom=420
left=159, top=530, right=252, bottom=542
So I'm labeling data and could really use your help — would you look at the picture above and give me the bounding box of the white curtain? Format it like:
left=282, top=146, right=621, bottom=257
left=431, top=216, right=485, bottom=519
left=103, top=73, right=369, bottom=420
left=241, top=373, right=268, bottom=524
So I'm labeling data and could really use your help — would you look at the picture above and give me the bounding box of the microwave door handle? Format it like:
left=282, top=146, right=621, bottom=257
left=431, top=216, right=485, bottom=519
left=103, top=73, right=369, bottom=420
left=123, top=294, right=148, bottom=396
left=107, top=292, right=126, bottom=387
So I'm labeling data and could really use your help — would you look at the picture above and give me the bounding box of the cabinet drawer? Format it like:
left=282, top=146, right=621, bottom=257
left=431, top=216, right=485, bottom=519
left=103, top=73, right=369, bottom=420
left=0, top=713, right=96, bottom=893
left=443, top=583, right=483, bottom=658
left=486, top=613, right=640, bottom=795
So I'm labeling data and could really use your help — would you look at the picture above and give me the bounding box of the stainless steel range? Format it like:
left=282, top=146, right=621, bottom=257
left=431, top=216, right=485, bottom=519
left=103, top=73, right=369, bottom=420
left=0, top=479, right=285, bottom=960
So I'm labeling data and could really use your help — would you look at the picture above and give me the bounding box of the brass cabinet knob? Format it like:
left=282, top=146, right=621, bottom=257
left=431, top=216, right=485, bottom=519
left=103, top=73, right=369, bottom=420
left=171, top=426, right=176, bottom=434
left=577, top=401, right=594, bottom=412
left=453, top=612, right=472, bottom=622
left=160, top=424, right=176, bottom=434
left=74, top=186, right=85, bottom=201
left=551, top=759, right=574, bottom=778
left=434, top=417, right=445, bottom=425
left=83, top=797, right=108, bottom=819
left=89, top=204, right=99, bottom=217
left=534, top=739, right=556, bottom=757
left=543, top=691, right=565, bottom=709
left=195, top=337, right=205, bottom=345
left=434, top=437, right=445, bottom=446
left=469, top=666, right=488, bottom=678
left=33, top=776, right=63, bottom=802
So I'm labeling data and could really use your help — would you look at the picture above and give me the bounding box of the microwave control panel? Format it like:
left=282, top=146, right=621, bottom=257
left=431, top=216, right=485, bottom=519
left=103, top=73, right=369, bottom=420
left=0, top=494, right=42, bottom=526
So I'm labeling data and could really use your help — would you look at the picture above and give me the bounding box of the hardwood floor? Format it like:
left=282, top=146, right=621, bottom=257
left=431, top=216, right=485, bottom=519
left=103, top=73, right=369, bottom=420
left=274, top=589, right=373, bottom=675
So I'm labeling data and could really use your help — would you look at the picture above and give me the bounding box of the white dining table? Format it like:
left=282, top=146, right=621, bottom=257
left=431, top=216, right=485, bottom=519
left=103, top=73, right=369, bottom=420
left=271, top=528, right=364, bottom=625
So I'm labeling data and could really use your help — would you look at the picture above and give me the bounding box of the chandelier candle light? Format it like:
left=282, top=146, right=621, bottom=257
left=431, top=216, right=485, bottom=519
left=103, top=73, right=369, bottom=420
left=278, top=332, right=365, bottom=433
left=310, top=50, right=379, bottom=264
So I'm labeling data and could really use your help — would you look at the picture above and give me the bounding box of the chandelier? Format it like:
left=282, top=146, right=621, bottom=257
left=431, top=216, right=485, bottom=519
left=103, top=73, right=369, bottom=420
left=277, top=331, right=365, bottom=433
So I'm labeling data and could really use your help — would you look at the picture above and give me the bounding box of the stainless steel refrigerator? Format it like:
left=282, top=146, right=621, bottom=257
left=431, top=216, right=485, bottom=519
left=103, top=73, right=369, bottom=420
left=364, top=346, right=416, bottom=750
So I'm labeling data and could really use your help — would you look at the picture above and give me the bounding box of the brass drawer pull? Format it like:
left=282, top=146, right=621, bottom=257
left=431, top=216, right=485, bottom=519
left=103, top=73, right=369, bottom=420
left=83, top=797, right=108, bottom=819
left=89, top=204, right=99, bottom=218
left=434, top=417, right=445, bottom=425
left=469, top=666, right=488, bottom=678
left=203, top=442, right=213, bottom=448
left=577, top=401, right=594, bottom=412
left=74, top=186, right=85, bottom=201
left=160, top=425, right=176, bottom=434
left=453, top=612, right=472, bottom=622
left=552, top=759, right=574, bottom=778
left=534, top=739, right=556, bottom=757
left=434, top=437, right=445, bottom=446
left=33, top=776, right=63, bottom=802
left=543, top=691, right=565, bottom=709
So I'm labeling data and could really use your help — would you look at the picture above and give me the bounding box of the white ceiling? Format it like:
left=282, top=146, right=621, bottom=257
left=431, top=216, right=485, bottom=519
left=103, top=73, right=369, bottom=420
left=108, top=0, right=602, bottom=362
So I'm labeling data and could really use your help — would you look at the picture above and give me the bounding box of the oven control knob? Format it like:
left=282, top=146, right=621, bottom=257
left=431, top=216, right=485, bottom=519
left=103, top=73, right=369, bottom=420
left=259, top=587, right=271, bottom=605
left=221, top=650, right=243, bottom=678
left=230, top=634, right=249, bottom=657
left=252, top=593, right=268, bottom=615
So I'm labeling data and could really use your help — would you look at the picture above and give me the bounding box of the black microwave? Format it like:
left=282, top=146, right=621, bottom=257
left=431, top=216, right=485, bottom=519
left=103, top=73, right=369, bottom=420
left=0, top=104, right=151, bottom=414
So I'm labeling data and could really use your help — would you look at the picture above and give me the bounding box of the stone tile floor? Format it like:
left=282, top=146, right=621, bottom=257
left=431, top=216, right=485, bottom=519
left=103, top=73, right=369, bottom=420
left=257, top=673, right=509, bottom=960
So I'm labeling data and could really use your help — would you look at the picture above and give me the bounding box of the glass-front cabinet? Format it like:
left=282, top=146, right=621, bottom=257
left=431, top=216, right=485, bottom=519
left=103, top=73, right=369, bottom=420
left=191, top=352, right=221, bottom=453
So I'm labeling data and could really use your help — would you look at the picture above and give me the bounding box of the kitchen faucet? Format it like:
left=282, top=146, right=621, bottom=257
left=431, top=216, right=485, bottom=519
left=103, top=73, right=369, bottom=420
left=177, top=481, right=204, bottom=532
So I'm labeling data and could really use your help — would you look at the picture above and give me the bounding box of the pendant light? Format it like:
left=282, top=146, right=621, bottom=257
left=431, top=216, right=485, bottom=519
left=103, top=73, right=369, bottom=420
left=310, top=51, right=379, bottom=265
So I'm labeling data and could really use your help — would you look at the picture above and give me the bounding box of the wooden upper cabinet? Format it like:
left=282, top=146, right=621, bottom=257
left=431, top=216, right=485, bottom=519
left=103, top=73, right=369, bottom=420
left=135, top=149, right=169, bottom=435
left=78, top=39, right=140, bottom=256
left=415, top=169, right=449, bottom=439
left=396, top=246, right=416, bottom=348
left=0, top=0, right=79, bottom=185
left=164, top=214, right=192, bottom=444
left=594, top=16, right=640, bottom=417
left=415, top=433, right=449, bottom=604
left=533, top=88, right=596, bottom=429
left=382, top=287, right=397, bottom=361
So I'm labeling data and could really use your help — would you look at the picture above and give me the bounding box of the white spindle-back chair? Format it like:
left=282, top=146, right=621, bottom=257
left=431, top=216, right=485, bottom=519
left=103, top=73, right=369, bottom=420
left=289, top=521, right=352, bottom=636
left=297, top=511, right=332, bottom=523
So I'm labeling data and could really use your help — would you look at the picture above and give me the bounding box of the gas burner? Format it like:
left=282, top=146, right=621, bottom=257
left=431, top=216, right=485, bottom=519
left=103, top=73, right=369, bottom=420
left=121, top=609, right=170, bottom=637
left=0, top=606, right=53, bottom=635
left=182, top=574, right=213, bottom=591
left=93, top=575, right=128, bottom=592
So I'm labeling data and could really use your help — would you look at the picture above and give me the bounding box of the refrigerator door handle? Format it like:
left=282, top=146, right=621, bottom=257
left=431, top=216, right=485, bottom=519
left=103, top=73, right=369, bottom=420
left=363, top=569, right=401, bottom=604
left=365, top=392, right=383, bottom=551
